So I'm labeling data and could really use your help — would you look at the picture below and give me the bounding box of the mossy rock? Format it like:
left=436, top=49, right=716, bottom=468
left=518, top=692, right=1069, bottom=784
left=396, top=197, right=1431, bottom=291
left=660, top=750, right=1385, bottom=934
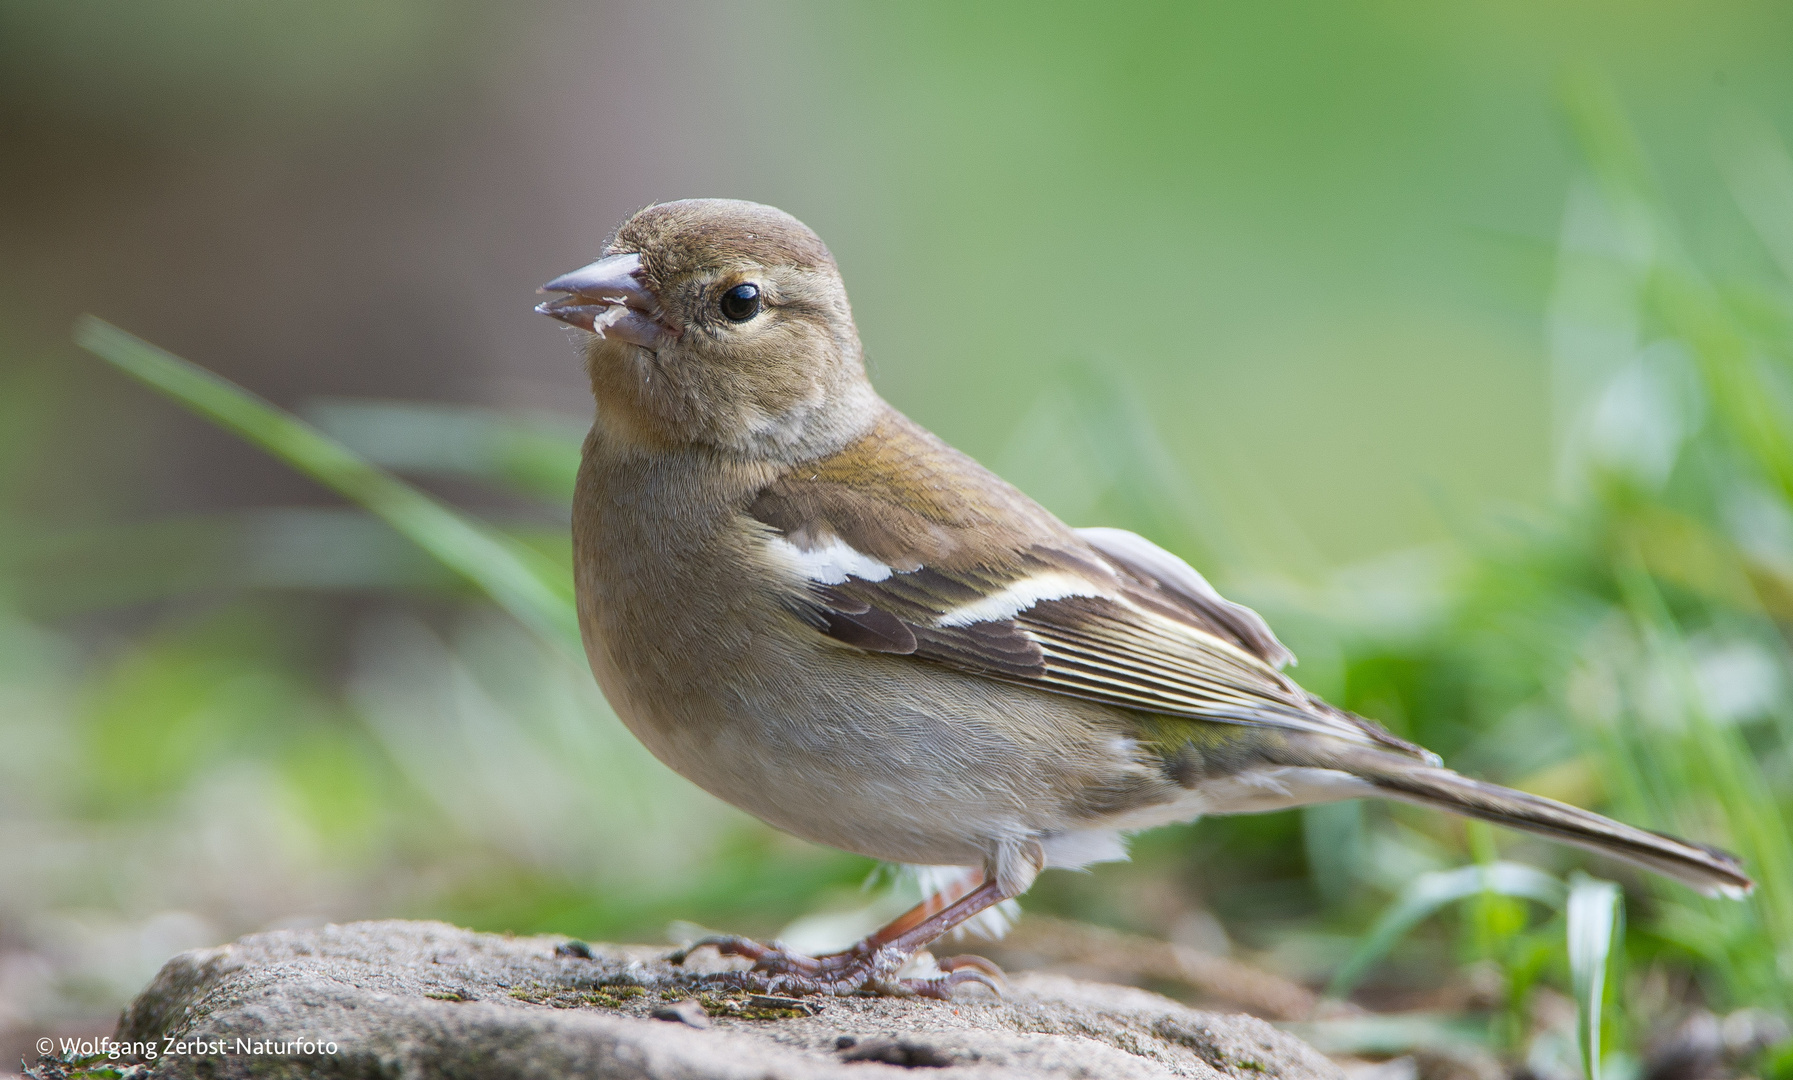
left=63, top=919, right=1341, bottom=1079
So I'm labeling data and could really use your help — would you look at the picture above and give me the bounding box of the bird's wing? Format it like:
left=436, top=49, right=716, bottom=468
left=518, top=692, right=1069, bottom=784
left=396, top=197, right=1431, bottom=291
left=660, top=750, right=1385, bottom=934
left=749, top=408, right=1430, bottom=758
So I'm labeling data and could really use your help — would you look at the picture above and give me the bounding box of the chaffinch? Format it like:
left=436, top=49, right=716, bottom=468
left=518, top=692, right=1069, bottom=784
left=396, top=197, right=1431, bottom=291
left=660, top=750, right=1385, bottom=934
left=536, top=198, right=1750, bottom=998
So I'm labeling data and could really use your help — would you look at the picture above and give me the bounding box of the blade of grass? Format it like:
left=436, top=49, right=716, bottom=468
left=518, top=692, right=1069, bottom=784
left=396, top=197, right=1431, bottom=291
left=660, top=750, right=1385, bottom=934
left=1566, top=873, right=1622, bottom=1080
left=1328, top=861, right=1566, bottom=999
left=74, top=316, right=581, bottom=651
left=1282, top=1012, right=1493, bottom=1057
left=303, top=398, right=583, bottom=503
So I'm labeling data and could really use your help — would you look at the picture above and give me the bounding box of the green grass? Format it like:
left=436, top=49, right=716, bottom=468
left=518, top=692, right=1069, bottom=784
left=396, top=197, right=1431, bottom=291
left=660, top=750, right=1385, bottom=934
left=74, top=316, right=580, bottom=652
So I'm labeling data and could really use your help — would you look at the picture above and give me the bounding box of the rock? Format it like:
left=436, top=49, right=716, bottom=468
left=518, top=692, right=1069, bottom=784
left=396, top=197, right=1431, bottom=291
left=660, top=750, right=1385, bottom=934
left=76, top=919, right=1341, bottom=1079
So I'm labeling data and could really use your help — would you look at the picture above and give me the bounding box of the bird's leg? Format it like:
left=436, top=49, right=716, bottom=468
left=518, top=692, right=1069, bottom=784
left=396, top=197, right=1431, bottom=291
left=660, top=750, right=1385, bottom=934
left=669, top=870, right=1011, bottom=998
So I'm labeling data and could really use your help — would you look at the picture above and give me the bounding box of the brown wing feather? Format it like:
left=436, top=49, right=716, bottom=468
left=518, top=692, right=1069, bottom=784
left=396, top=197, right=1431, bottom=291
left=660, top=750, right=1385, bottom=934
left=750, top=407, right=1430, bottom=758
left=1077, top=526, right=1295, bottom=669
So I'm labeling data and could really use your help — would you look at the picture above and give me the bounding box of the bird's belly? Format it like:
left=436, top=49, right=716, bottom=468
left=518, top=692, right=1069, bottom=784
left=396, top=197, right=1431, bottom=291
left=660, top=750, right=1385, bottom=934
left=589, top=628, right=1172, bottom=868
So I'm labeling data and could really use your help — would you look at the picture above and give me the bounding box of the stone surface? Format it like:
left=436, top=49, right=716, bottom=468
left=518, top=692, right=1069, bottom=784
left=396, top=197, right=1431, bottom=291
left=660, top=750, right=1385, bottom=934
left=87, top=919, right=1343, bottom=1079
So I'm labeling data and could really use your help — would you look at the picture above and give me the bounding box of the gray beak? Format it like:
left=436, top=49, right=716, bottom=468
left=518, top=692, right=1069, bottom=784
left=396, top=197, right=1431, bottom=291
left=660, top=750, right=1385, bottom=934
left=535, top=253, right=675, bottom=348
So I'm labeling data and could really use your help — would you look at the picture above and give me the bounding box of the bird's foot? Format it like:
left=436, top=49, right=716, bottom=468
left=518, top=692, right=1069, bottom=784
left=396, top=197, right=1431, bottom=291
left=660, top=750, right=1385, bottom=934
left=668, top=935, right=1004, bottom=999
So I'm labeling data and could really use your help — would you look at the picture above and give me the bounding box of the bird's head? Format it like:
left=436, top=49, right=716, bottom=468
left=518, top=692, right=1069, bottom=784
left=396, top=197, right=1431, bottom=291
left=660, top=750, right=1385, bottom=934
left=538, top=198, right=876, bottom=460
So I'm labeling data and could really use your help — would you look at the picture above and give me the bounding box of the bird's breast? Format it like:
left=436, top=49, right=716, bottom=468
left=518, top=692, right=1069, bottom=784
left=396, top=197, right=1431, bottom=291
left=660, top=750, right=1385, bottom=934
left=575, top=452, right=763, bottom=695
left=567, top=436, right=1189, bottom=867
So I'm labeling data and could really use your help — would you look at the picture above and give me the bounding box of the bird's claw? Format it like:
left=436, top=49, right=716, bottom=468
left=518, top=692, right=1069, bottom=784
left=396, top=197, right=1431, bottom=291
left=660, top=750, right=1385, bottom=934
left=898, top=962, right=1006, bottom=1000
left=669, top=935, right=793, bottom=969
left=938, top=954, right=1006, bottom=981
left=668, top=937, right=1002, bottom=998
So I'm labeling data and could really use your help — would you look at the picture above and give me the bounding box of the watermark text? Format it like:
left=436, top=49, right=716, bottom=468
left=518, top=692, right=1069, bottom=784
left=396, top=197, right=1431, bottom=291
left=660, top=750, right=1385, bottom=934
left=38, top=1035, right=340, bottom=1061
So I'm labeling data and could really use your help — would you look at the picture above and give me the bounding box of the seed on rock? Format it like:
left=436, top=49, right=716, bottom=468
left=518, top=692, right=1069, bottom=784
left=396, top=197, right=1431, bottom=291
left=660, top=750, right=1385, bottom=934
left=650, top=1000, right=711, bottom=1029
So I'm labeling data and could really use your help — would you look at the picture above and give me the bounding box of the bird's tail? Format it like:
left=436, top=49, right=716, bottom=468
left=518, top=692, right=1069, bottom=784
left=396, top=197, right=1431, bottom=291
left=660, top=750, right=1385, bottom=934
left=1327, top=746, right=1753, bottom=899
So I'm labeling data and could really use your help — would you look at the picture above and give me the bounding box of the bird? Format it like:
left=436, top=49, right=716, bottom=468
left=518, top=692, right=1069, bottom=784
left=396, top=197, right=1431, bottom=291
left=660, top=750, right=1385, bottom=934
left=535, top=198, right=1751, bottom=999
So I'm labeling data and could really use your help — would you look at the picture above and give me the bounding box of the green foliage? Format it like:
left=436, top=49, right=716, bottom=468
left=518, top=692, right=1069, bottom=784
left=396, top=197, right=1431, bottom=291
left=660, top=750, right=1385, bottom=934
left=1327, top=862, right=1567, bottom=1001
left=74, top=612, right=308, bottom=814
left=1761, top=1039, right=1793, bottom=1080
left=75, top=317, right=580, bottom=651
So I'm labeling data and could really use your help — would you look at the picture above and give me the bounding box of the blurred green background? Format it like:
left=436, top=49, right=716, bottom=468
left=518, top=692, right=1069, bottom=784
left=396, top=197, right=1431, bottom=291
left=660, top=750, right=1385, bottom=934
left=5, top=2, right=1793, bottom=1076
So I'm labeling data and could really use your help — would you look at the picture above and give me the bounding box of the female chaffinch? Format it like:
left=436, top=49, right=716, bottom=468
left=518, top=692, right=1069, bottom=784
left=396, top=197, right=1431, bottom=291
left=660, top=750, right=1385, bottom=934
left=537, top=199, right=1749, bottom=998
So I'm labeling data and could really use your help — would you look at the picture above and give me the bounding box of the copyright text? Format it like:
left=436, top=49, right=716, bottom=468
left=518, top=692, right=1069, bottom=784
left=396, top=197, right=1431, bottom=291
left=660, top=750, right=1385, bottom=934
left=40, top=1035, right=340, bottom=1061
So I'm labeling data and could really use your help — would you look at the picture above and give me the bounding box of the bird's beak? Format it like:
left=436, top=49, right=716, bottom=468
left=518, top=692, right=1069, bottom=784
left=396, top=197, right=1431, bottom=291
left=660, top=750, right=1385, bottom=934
left=534, top=252, right=676, bottom=348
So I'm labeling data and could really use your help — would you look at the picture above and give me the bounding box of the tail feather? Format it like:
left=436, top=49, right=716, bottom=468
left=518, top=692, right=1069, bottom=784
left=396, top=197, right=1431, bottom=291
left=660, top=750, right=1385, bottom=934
left=1330, top=748, right=1753, bottom=899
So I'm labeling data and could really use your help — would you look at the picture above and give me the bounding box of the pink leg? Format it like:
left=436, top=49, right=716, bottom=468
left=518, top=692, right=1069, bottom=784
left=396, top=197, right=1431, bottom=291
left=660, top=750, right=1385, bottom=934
left=669, top=872, right=1012, bottom=998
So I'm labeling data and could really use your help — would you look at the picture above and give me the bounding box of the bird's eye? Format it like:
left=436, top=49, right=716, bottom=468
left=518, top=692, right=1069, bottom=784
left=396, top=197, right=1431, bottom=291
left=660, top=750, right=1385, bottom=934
left=719, top=283, right=762, bottom=322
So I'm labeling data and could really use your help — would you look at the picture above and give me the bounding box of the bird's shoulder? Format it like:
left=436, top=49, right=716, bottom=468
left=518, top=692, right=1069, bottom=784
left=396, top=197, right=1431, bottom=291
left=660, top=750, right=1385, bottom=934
left=747, top=406, right=1072, bottom=573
